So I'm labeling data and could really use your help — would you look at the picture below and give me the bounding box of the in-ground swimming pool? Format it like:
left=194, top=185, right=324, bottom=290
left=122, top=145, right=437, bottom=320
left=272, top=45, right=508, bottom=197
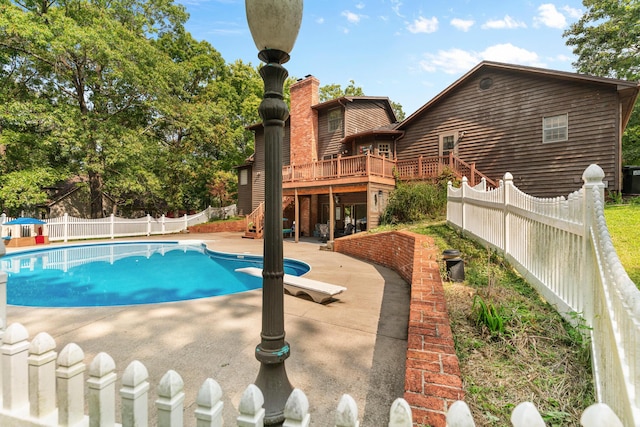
left=0, top=241, right=310, bottom=307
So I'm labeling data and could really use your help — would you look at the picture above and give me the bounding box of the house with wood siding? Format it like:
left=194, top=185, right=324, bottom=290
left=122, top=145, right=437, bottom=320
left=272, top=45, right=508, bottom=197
left=396, top=61, right=640, bottom=197
left=239, top=61, right=639, bottom=240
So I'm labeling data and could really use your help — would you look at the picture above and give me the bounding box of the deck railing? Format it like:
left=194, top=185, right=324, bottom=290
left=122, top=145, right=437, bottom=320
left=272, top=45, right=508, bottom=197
left=395, top=153, right=498, bottom=188
left=447, top=165, right=640, bottom=426
left=0, top=319, right=624, bottom=426
left=282, top=153, right=396, bottom=183
left=282, top=153, right=498, bottom=188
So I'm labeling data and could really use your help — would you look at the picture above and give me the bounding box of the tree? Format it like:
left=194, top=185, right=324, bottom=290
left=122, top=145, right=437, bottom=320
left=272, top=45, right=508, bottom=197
left=563, top=0, right=640, bottom=164
left=390, top=100, right=406, bottom=122
left=0, top=0, right=188, bottom=217
left=319, top=79, right=364, bottom=102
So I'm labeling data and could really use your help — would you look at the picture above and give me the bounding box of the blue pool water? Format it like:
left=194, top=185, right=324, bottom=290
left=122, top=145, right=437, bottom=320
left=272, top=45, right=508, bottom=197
left=0, top=242, right=310, bottom=307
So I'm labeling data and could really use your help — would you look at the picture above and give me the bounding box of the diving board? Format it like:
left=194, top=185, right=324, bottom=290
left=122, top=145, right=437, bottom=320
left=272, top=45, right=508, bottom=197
left=235, top=267, right=346, bottom=303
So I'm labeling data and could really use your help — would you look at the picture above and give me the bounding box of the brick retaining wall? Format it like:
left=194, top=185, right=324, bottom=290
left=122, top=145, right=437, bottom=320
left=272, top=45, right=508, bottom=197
left=333, top=231, right=464, bottom=426
left=188, top=219, right=246, bottom=233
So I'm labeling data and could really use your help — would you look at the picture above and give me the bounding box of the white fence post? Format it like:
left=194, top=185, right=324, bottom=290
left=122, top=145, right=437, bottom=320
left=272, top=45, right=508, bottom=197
left=510, top=402, right=546, bottom=427
left=63, top=213, right=69, bottom=242
left=28, top=332, right=57, bottom=421
left=460, top=176, right=467, bottom=232
left=1, top=323, right=30, bottom=415
left=446, top=400, right=475, bottom=426
left=0, top=271, right=7, bottom=335
left=388, top=398, right=412, bottom=427
left=120, top=360, right=150, bottom=427
left=335, top=394, right=359, bottom=427
left=87, top=352, right=117, bottom=426
left=110, top=214, right=115, bottom=240
left=581, top=165, right=605, bottom=323
left=184, top=214, right=188, bottom=232
left=147, top=214, right=152, bottom=237
left=283, top=388, right=310, bottom=427
left=156, top=369, right=185, bottom=427
left=195, top=378, right=224, bottom=427
left=581, top=403, right=624, bottom=427
left=161, top=214, right=166, bottom=235
left=237, top=384, right=265, bottom=427
left=502, top=173, right=513, bottom=253
left=56, top=343, right=86, bottom=426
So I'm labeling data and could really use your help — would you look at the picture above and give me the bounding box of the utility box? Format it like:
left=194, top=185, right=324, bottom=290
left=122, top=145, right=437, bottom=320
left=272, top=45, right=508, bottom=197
left=442, top=249, right=465, bottom=282
left=622, top=166, right=640, bottom=195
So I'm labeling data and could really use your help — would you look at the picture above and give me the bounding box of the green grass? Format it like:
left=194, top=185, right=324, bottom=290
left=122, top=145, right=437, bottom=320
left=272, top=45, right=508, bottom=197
left=604, top=204, right=640, bottom=287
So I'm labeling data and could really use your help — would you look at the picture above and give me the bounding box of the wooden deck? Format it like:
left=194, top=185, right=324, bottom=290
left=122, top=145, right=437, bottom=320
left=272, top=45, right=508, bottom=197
left=282, top=153, right=498, bottom=188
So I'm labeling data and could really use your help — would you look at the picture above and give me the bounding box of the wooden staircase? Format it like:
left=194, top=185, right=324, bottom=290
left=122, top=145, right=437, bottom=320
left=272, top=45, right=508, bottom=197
left=243, top=202, right=264, bottom=239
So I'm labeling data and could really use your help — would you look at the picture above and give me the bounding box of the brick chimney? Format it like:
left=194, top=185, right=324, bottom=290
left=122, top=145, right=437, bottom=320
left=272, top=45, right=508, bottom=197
left=289, top=75, right=319, bottom=165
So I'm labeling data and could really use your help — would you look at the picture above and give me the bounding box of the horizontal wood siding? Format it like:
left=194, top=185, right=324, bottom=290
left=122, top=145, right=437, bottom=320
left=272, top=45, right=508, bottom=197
left=253, top=129, right=265, bottom=210
left=236, top=165, right=252, bottom=216
left=317, top=107, right=345, bottom=160
left=251, top=125, right=291, bottom=210
left=398, top=69, right=621, bottom=197
left=283, top=123, right=291, bottom=166
left=346, top=101, right=394, bottom=135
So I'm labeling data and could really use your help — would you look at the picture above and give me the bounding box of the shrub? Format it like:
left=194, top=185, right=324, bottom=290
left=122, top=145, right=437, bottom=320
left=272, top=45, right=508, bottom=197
left=381, top=175, right=451, bottom=224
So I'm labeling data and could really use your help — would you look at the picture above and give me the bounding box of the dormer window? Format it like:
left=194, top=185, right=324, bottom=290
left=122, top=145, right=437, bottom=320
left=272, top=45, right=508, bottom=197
left=328, top=108, right=342, bottom=132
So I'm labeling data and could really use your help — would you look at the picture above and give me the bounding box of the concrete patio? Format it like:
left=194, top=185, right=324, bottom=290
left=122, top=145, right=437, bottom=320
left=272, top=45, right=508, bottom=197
left=5, top=232, right=410, bottom=425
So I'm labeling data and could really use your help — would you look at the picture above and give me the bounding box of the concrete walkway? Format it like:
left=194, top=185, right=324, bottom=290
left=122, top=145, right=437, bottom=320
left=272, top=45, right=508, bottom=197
left=5, top=232, right=410, bottom=425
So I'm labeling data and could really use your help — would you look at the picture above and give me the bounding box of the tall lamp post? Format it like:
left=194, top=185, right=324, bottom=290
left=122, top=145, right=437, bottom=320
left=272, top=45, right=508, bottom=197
left=245, top=1, right=303, bottom=425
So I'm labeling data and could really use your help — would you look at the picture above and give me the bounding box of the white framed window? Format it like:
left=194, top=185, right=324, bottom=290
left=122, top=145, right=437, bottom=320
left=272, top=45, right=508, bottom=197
left=543, top=114, right=568, bottom=143
left=439, top=133, right=457, bottom=157
left=377, top=143, right=391, bottom=158
left=328, top=108, right=342, bottom=132
left=239, top=169, right=248, bottom=186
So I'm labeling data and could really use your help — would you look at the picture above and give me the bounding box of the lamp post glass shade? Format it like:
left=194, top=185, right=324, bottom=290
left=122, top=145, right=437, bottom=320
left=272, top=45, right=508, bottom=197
left=245, top=0, right=303, bottom=54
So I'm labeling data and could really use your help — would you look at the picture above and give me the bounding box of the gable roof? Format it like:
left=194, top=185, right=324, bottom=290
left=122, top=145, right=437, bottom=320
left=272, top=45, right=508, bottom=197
left=312, top=96, right=398, bottom=123
left=398, top=61, right=640, bottom=131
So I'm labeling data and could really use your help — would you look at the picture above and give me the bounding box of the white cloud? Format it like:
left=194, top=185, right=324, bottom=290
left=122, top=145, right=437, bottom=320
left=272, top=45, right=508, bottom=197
left=419, top=48, right=479, bottom=74
left=450, top=18, right=474, bottom=32
left=563, top=5, right=583, bottom=19
left=342, top=10, right=362, bottom=24
left=481, top=43, right=543, bottom=66
left=419, top=44, right=544, bottom=74
left=534, top=4, right=567, bottom=29
left=407, top=16, right=439, bottom=34
left=390, top=0, right=403, bottom=18
left=316, top=17, right=325, bottom=24
left=481, top=15, right=527, bottom=30
left=355, top=2, right=365, bottom=9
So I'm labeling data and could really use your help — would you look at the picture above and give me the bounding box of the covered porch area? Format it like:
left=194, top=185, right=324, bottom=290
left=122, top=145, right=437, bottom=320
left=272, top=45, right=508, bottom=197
left=283, top=176, right=395, bottom=245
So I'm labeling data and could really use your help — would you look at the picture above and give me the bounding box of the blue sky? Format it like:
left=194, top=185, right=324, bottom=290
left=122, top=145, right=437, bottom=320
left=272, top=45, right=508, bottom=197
left=177, top=0, right=585, bottom=116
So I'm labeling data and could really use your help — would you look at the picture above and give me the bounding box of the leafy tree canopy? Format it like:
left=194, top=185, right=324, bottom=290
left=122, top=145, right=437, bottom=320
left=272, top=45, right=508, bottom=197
left=563, top=0, right=640, bottom=164
left=0, top=0, right=265, bottom=216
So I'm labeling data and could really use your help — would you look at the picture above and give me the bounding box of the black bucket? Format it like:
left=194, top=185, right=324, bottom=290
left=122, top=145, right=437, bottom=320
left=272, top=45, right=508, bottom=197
left=443, top=249, right=465, bottom=282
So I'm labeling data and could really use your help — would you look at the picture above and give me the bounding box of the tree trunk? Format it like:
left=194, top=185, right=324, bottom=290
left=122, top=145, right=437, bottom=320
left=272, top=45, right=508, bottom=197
left=89, top=170, right=104, bottom=218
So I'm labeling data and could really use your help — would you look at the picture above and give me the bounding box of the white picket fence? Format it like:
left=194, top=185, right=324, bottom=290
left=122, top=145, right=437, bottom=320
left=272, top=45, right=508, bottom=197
left=0, top=319, right=625, bottom=426
left=0, top=205, right=236, bottom=242
left=447, top=164, right=640, bottom=427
